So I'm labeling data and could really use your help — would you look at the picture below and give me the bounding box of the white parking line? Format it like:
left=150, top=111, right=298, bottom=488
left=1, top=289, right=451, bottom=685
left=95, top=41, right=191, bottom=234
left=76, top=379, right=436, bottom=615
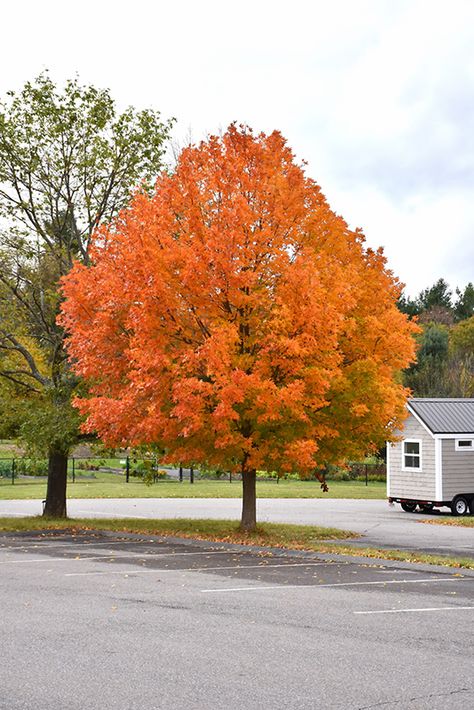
left=0, top=555, right=117, bottom=564
left=1, top=540, right=156, bottom=548
left=354, top=606, right=474, bottom=615
left=0, top=549, right=261, bottom=565
left=200, top=577, right=468, bottom=593
left=64, top=561, right=340, bottom=577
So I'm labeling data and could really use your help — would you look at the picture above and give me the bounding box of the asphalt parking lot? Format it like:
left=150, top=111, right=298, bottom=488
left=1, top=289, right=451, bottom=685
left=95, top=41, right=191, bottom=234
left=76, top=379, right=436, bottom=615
left=1, top=530, right=473, bottom=709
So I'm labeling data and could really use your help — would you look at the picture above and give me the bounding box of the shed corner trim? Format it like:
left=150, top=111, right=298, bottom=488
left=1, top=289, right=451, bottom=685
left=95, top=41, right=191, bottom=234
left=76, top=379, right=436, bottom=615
left=435, top=437, right=442, bottom=500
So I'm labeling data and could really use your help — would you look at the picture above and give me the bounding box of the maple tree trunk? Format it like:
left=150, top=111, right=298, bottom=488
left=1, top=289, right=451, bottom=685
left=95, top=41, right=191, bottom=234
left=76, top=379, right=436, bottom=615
left=240, top=466, right=257, bottom=532
left=43, top=449, right=68, bottom=518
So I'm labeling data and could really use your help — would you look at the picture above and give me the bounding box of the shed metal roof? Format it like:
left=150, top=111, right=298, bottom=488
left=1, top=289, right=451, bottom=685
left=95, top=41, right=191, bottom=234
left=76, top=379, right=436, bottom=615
left=408, top=398, right=474, bottom=435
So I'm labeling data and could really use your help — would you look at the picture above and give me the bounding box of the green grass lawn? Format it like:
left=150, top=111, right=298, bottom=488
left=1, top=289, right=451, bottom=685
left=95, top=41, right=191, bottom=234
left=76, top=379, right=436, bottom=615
left=0, top=474, right=386, bottom=500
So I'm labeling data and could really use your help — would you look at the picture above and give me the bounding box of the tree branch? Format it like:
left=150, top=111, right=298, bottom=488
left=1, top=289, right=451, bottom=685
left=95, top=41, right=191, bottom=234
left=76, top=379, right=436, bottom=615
left=0, top=334, right=49, bottom=386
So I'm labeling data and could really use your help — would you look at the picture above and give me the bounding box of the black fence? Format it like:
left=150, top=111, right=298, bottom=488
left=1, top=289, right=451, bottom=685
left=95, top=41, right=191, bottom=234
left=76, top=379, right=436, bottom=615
left=343, top=462, right=387, bottom=484
left=0, top=457, right=200, bottom=485
left=0, top=457, right=386, bottom=486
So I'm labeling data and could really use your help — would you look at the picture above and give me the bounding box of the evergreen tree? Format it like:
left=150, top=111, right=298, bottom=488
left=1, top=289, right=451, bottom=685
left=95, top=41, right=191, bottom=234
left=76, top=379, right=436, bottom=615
left=454, top=283, right=474, bottom=321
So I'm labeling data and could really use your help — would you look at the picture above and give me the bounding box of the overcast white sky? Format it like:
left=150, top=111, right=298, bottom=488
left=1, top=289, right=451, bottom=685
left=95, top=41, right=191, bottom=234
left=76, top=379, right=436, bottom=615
left=2, top=0, right=473, bottom=297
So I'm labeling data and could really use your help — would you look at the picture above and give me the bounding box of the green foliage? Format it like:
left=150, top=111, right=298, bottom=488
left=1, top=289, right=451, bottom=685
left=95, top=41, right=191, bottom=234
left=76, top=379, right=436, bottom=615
left=0, top=73, right=172, bottom=495
left=418, top=324, right=449, bottom=362
left=417, top=278, right=452, bottom=311
left=18, top=389, right=82, bottom=456
left=404, top=321, right=474, bottom=397
left=405, top=324, right=448, bottom=396
left=199, top=465, right=229, bottom=480
left=0, top=460, right=14, bottom=477
left=16, top=459, right=49, bottom=476
left=0, top=73, right=174, bottom=258
left=0, top=396, right=23, bottom=439
left=399, top=279, right=473, bottom=325
left=450, top=316, right=474, bottom=357
left=75, top=459, right=106, bottom=471
left=454, top=283, right=474, bottom=321
left=0, top=458, right=49, bottom=477
left=397, top=294, right=420, bottom=318
left=143, top=469, right=168, bottom=485
left=127, top=459, right=168, bottom=484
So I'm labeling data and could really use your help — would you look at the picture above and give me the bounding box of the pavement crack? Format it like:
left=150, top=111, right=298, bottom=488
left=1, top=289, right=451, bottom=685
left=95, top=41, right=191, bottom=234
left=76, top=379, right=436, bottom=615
left=358, top=687, right=472, bottom=709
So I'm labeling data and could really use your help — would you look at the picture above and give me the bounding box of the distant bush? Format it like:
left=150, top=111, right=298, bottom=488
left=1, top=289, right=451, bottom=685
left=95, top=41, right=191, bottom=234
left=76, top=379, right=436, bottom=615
left=129, top=461, right=148, bottom=478
left=199, top=466, right=230, bottom=480
left=0, top=459, right=49, bottom=477
left=0, top=460, right=14, bottom=477
left=75, top=459, right=106, bottom=471
left=348, top=462, right=386, bottom=482
left=142, top=469, right=168, bottom=485
left=18, top=459, right=49, bottom=476
left=324, top=465, right=353, bottom=481
left=256, top=470, right=300, bottom=481
left=128, top=460, right=169, bottom=484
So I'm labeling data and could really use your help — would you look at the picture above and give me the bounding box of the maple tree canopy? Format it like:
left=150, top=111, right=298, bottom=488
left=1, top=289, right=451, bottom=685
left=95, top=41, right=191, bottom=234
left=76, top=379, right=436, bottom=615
left=60, top=125, right=417, bottom=477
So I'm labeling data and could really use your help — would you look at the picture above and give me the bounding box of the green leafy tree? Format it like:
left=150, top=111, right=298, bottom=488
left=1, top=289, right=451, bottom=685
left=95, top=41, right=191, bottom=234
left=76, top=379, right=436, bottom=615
left=450, top=316, right=474, bottom=357
left=405, top=320, right=474, bottom=397
left=417, top=278, right=453, bottom=311
left=399, top=279, right=457, bottom=325
left=418, top=324, right=449, bottom=362
left=397, top=293, right=420, bottom=318
left=454, top=283, right=474, bottom=321
left=447, top=316, right=474, bottom=395
left=404, top=324, right=449, bottom=396
left=0, top=73, right=173, bottom=516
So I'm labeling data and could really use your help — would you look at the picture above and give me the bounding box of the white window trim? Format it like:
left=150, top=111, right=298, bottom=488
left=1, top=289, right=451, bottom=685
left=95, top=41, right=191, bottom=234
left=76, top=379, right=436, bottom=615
left=402, top=439, right=422, bottom=472
left=455, top=439, right=474, bottom=452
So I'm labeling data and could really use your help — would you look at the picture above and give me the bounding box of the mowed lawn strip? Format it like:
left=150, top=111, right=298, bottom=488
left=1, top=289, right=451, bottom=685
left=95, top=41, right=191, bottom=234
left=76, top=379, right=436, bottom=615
left=0, top=517, right=473, bottom=570
left=0, top=517, right=354, bottom=545
left=0, top=477, right=386, bottom=500
left=422, top=517, right=474, bottom=527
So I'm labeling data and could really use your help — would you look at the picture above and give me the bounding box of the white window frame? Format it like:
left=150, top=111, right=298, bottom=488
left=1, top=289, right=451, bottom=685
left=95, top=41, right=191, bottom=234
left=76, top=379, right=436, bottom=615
left=455, top=439, right=474, bottom=452
left=402, top=439, right=422, bottom=471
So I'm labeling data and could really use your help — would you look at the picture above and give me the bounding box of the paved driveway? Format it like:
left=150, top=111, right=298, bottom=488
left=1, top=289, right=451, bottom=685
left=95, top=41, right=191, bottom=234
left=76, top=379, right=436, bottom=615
left=1, top=497, right=472, bottom=559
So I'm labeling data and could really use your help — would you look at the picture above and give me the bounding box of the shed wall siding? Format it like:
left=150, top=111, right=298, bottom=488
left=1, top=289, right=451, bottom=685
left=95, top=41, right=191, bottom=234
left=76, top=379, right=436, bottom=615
left=388, top=415, right=436, bottom=499
left=441, top=439, right=474, bottom=499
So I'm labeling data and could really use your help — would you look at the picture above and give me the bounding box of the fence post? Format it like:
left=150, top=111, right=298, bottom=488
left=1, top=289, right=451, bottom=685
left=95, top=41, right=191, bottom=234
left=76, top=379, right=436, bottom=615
left=365, top=464, right=368, bottom=487
left=72, top=457, right=75, bottom=484
left=11, top=458, right=15, bottom=485
left=126, top=456, right=130, bottom=483
left=190, top=466, right=194, bottom=484
left=179, top=466, right=183, bottom=483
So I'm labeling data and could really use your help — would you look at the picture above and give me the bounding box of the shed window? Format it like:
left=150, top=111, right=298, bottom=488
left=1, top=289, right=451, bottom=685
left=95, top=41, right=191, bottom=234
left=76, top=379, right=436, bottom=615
left=455, top=439, right=474, bottom=451
left=403, top=440, right=421, bottom=470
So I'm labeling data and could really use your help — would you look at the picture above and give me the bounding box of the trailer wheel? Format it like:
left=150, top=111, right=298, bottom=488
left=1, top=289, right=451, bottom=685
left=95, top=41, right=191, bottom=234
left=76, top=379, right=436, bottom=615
left=400, top=501, right=417, bottom=513
left=451, top=496, right=469, bottom=516
left=419, top=503, right=434, bottom=514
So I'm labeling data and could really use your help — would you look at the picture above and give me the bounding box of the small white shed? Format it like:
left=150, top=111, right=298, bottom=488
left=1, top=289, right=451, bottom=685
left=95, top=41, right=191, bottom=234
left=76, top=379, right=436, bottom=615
left=387, top=398, right=474, bottom=515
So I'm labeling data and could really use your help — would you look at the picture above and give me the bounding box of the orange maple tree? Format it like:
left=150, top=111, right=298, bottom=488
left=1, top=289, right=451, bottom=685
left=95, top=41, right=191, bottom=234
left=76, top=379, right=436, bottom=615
left=60, top=125, right=418, bottom=530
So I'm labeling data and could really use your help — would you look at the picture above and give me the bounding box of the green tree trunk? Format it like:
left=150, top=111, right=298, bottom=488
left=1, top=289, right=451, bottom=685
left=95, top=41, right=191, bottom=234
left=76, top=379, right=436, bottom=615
left=43, top=449, right=68, bottom=518
left=240, top=466, right=257, bottom=532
